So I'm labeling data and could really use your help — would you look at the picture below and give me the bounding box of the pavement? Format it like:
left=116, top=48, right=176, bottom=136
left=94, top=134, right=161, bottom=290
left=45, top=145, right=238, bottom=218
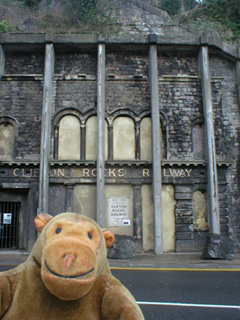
left=0, top=250, right=240, bottom=270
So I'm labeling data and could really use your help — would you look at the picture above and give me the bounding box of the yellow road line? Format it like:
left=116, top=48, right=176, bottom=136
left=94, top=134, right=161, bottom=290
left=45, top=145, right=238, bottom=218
left=110, top=266, right=240, bottom=272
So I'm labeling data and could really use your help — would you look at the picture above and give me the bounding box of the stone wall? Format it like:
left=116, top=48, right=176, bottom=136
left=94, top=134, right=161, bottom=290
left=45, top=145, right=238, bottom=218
left=0, top=33, right=239, bottom=252
left=0, top=79, right=43, bottom=160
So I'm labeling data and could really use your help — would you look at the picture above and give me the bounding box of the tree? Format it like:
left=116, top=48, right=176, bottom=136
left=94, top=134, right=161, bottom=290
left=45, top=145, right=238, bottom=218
left=160, top=0, right=197, bottom=16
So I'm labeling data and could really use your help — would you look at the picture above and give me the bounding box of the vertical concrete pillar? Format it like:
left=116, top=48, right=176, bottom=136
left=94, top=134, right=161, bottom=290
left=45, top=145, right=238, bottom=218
left=135, top=121, right=141, bottom=160
left=38, top=43, right=55, bottom=213
left=199, top=45, right=220, bottom=235
left=0, top=45, right=5, bottom=79
left=237, top=47, right=240, bottom=107
left=65, top=184, right=74, bottom=212
left=133, top=184, right=142, bottom=245
left=80, top=123, right=86, bottom=160
left=148, top=34, right=163, bottom=254
left=108, top=122, right=113, bottom=160
left=97, top=34, right=106, bottom=228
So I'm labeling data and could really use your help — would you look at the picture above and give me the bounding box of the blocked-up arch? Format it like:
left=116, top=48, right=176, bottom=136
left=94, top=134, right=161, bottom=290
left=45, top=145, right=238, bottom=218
left=192, top=189, right=208, bottom=230
left=192, top=118, right=205, bottom=160
left=0, top=116, right=18, bottom=160
left=58, top=115, right=81, bottom=160
left=140, top=113, right=168, bottom=161
left=113, top=116, right=135, bottom=160
left=86, top=116, right=108, bottom=160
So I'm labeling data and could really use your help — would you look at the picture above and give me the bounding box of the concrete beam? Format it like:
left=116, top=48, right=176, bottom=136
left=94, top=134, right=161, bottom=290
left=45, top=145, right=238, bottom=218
left=199, top=46, right=220, bottom=235
left=38, top=44, right=55, bottom=213
left=0, top=45, right=5, bottom=79
left=97, top=35, right=106, bottom=228
left=149, top=34, right=163, bottom=254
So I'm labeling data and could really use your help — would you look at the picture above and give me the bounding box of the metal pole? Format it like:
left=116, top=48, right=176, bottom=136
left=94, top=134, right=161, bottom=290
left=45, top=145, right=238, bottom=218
left=199, top=45, right=220, bottom=235
left=149, top=34, right=163, bottom=254
left=0, top=45, right=5, bottom=79
left=97, top=34, right=106, bottom=228
left=38, top=43, right=55, bottom=213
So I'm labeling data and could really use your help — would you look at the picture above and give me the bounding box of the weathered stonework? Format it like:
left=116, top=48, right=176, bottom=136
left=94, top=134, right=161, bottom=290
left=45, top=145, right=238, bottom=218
left=0, top=2, right=239, bottom=254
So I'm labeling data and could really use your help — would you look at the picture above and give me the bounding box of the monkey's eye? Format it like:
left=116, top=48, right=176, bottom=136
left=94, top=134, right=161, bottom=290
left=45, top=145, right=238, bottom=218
left=56, top=227, right=62, bottom=234
left=88, top=232, right=92, bottom=240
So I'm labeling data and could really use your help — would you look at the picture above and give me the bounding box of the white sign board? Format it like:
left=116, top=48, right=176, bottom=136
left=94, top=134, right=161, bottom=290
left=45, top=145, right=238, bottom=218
left=108, top=197, right=130, bottom=227
left=3, top=213, right=12, bottom=225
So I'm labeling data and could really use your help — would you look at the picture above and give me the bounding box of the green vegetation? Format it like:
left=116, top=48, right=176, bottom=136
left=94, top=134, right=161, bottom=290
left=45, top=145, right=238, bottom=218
left=61, top=0, right=98, bottom=24
left=160, top=0, right=197, bottom=16
left=0, top=20, right=17, bottom=33
left=203, top=0, right=240, bottom=39
left=24, top=0, right=41, bottom=9
left=160, top=0, right=240, bottom=40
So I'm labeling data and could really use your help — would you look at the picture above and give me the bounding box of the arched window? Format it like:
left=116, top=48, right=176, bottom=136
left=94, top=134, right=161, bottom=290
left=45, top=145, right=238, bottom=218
left=86, top=116, right=108, bottom=161
left=0, top=121, right=15, bottom=160
left=58, top=115, right=81, bottom=160
left=192, top=123, right=205, bottom=160
left=113, top=117, right=135, bottom=160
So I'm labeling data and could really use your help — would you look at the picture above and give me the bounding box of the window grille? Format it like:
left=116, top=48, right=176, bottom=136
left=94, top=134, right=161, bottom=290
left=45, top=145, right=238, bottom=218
left=0, top=202, right=20, bottom=249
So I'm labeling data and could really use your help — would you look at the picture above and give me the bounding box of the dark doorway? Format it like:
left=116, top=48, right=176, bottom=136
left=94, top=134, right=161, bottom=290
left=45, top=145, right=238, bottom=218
left=0, top=202, right=21, bottom=249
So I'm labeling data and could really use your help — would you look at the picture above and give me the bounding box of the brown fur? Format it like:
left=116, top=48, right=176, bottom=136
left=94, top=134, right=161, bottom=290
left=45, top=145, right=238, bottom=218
left=0, top=213, right=144, bottom=319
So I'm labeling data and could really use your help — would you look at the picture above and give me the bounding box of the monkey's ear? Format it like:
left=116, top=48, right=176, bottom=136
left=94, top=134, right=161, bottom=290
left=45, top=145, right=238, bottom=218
left=34, top=214, right=53, bottom=233
left=102, top=230, right=115, bottom=248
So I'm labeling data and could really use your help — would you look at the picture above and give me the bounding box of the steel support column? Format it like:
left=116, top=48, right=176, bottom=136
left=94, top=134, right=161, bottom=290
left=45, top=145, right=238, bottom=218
left=149, top=34, right=163, bottom=254
left=38, top=43, right=55, bottom=213
left=97, top=34, right=106, bottom=228
left=199, top=45, right=220, bottom=234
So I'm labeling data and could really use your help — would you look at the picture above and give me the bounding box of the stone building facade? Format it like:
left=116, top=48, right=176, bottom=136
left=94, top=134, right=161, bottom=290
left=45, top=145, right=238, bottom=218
left=0, top=25, right=239, bottom=253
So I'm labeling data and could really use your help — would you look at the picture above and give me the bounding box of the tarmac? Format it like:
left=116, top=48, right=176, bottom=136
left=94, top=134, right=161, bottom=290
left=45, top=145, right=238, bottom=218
left=0, top=250, right=240, bottom=270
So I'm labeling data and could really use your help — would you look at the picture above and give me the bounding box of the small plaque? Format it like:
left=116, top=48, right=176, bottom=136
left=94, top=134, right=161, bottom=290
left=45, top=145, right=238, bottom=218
left=108, top=197, right=130, bottom=227
left=3, top=213, right=12, bottom=225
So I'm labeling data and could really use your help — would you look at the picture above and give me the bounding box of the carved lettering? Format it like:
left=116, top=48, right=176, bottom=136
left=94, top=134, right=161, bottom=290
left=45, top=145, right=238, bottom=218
left=11, top=166, right=193, bottom=179
left=58, top=169, right=65, bottom=177
left=118, top=168, right=125, bottom=177
left=185, top=169, right=192, bottom=177
left=108, top=169, right=116, bottom=177
left=83, top=168, right=90, bottom=177
left=92, top=168, right=97, bottom=177
left=50, top=169, right=56, bottom=177
left=13, top=168, right=20, bottom=177
left=50, top=169, right=65, bottom=177
left=163, top=168, right=169, bottom=177
left=34, top=169, right=39, bottom=177
left=143, top=169, right=150, bottom=177
left=22, top=169, right=32, bottom=177
left=164, top=168, right=192, bottom=178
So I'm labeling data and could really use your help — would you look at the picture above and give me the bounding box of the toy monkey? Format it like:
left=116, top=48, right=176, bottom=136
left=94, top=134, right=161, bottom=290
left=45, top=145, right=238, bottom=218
left=0, top=212, right=144, bottom=319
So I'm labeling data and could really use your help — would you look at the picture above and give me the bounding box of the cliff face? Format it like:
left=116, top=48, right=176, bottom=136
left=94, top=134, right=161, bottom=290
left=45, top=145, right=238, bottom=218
left=0, top=0, right=173, bottom=34
left=0, top=0, right=239, bottom=45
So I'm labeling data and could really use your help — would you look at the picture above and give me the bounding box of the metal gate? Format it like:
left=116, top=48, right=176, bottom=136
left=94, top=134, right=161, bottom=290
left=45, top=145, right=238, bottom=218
left=0, top=202, right=20, bottom=249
